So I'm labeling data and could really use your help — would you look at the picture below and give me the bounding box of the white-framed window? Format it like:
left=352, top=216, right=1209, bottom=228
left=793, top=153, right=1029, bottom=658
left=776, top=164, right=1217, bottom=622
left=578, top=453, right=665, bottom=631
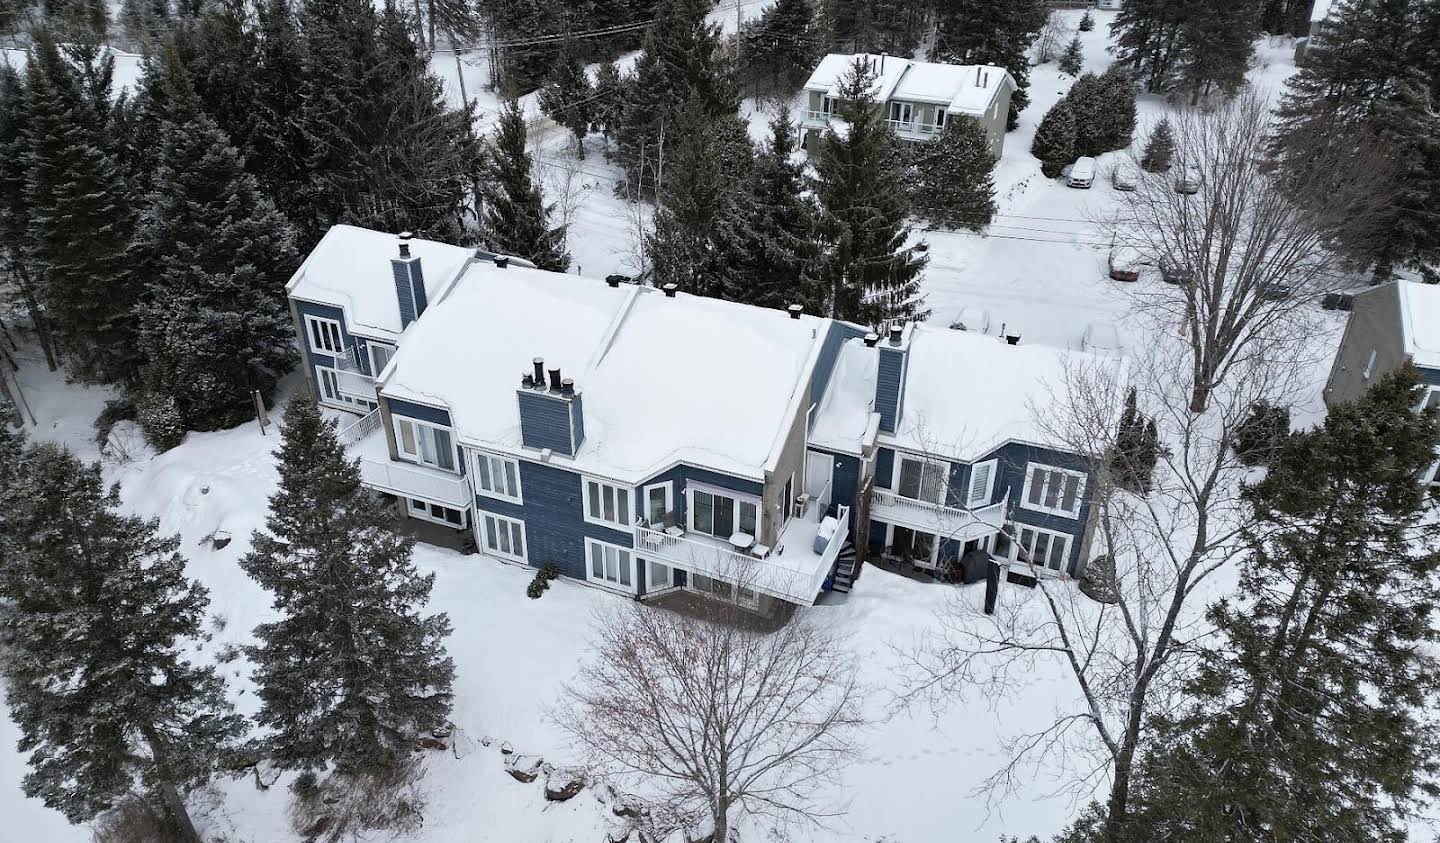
left=690, top=573, right=760, bottom=610
left=1362, top=349, right=1377, bottom=379
left=887, top=101, right=913, bottom=125
left=367, top=341, right=396, bottom=376
left=478, top=510, right=526, bottom=562
left=821, top=95, right=836, bottom=116
left=966, top=459, right=997, bottom=508
left=1004, top=524, right=1071, bottom=574
left=305, top=315, right=344, bottom=355
left=315, top=365, right=371, bottom=409
left=643, top=481, right=674, bottom=526
left=688, top=483, right=760, bottom=540
left=583, top=477, right=632, bottom=530
left=394, top=416, right=456, bottom=472
left=585, top=538, right=634, bottom=592
left=473, top=451, right=522, bottom=504
left=934, top=107, right=947, bottom=130
left=646, top=557, right=672, bottom=591
left=407, top=497, right=464, bottom=527
left=1020, top=463, right=1086, bottom=518
left=894, top=453, right=946, bottom=504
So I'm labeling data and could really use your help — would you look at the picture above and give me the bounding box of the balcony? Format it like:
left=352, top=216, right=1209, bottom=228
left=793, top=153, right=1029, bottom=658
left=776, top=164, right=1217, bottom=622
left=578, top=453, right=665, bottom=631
left=341, top=409, right=472, bottom=509
left=634, top=499, right=850, bottom=606
left=884, top=119, right=943, bottom=139
left=333, top=345, right=377, bottom=402
left=870, top=488, right=1007, bottom=542
left=803, top=109, right=831, bottom=126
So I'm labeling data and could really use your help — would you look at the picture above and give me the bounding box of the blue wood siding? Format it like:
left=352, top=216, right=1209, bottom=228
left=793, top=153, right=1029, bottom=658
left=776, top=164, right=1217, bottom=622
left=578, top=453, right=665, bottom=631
left=294, top=299, right=351, bottom=374
left=868, top=518, right=888, bottom=551
left=875, top=346, right=906, bottom=432
left=637, top=464, right=765, bottom=532
left=810, top=322, right=870, bottom=406
left=391, top=257, right=426, bottom=327
left=475, top=459, right=632, bottom=581
left=517, top=390, right=577, bottom=455
left=810, top=447, right=860, bottom=523
left=387, top=397, right=453, bottom=427
left=1418, top=365, right=1440, bottom=388
left=875, top=448, right=894, bottom=489
left=984, top=441, right=1095, bottom=573
left=570, top=395, right=586, bottom=449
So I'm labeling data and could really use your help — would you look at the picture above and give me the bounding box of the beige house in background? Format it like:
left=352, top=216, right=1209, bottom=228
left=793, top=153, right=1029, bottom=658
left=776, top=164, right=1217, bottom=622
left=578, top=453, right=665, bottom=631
left=798, top=53, right=1016, bottom=159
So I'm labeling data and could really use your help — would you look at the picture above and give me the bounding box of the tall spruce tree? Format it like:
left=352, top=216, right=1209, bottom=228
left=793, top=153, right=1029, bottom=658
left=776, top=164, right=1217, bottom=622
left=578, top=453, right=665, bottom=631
left=743, top=0, right=821, bottom=90
left=911, top=115, right=997, bottom=231
left=1140, top=116, right=1174, bottom=171
left=483, top=99, right=570, bottom=271
left=730, top=109, right=818, bottom=310
left=592, top=61, right=624, bottom=147
left=1059, top=35, right=1083, bottom=75
left=646, top=97, right=753, bottom=298
left=1271, top=0, right=1440, bottom=279
left=134, top=48, right=298, bottom=431
left=22, top=30, right=141, bottom=384
left=0, top=63, right=59, bottom=372
left=616, top=0, right=739, bottom=190
left=0, top=444, right=245, bottom=840
left=1112, top=0, right=1262, bottom=97
left=1030, top=97, right=1076, bottom=178
left=249, top=0, right=309, bottom=225
left=241, top=396, right=455, bottom=778
left=538, top=49, right=595, bottom=158
left=813, top=58, right=927, bottom=325
left=930, top=0, right=1046, bottom=129
left=1121, top=364, right=1440, bottom=841
left=823, top=0, right=926, bottom=55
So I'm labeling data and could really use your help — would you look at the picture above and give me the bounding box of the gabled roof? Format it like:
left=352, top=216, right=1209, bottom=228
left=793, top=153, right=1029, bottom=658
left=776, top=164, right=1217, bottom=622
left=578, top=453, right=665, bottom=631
left=378, top=256, right=829, bottom=483
left=813, top=325, right=1122, bottom=462
left=1394, top=280, right=1440, bottom=369
left=802, top=53, right=1015, bottom=115
left=285, top=224, right=476, bottom=341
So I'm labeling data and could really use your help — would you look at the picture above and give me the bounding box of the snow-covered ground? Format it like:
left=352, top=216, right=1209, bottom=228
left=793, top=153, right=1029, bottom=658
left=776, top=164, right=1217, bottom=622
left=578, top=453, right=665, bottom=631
left=2, top=13, right=1352, bottom=843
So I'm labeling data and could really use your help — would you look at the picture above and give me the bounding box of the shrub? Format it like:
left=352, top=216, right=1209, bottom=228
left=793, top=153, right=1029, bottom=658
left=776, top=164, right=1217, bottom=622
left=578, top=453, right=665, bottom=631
left=136, top=390, right=185, bottom=452
left=1079, top=9, right=1094, bottom=31
left=527, top=562, right=560, bottom=599
left=93, top=797, right=186, bottom=843
left=93, top=396, right=136, bottom=446
left=1233, top=400, right=1291, bottom=466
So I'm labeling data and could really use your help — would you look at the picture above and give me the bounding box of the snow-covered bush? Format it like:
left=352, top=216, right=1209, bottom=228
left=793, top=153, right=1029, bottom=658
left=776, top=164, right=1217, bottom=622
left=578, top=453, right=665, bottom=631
left=288, top=762, right=425, bottom=842
left=137, top=390, right=185, bottom=452
left=527, top=562, right=560, bottom=599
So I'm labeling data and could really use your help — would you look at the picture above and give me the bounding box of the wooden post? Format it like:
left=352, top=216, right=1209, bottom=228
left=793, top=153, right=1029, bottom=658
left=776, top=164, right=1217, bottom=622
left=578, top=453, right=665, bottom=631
left=252, top=390, right=269, bottom=435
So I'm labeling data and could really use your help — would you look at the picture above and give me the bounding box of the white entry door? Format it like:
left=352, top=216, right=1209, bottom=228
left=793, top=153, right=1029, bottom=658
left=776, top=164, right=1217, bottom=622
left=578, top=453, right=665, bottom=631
left=805, top=450, right=834, bottom=499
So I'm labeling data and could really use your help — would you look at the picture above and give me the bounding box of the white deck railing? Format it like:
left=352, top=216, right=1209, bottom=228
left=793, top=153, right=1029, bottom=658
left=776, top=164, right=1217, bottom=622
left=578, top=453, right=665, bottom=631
left=871, top=489, right=1008, bottom=537
left=335, top=368, right=377, bottom=401
left=804, top=109, right=830, bottom=124
left=338, top=407, right=382, bottom=446
left=358, top=456, right=472, bottom=508
left=635, top=525, right=757, bottom=573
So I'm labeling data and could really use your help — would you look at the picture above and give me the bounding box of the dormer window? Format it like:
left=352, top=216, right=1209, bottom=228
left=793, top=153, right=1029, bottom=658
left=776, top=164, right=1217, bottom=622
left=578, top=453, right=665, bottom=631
left=394, top=416, right=455, bottom=472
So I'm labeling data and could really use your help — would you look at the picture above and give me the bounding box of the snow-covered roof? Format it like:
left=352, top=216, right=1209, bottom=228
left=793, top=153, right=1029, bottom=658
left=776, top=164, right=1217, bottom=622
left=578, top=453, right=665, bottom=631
left=285, top=224, right=476, bottom=341
left=380, top=262, right=828, bottom=483
left=1310, top=0, right=1334, bottom=22
left=803, top=53, right=1014, bottom=116
left=813, top=326, right=1120, bottom=461
left=1396, top=281, right=1440, bottom=369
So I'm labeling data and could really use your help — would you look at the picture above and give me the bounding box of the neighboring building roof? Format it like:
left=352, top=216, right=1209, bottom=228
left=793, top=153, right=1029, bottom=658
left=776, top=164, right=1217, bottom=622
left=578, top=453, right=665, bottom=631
left=379, top=258, right=828, bottom=483
left=285, top=224, right=476, bottom=341
left=1395, top=281, right=1440, bottom=369
left=802, top=53, right=1014, bottom=116
left=1310, top=0, right=1334, bottom=22
left=814, top=326, right=1121, bottom=461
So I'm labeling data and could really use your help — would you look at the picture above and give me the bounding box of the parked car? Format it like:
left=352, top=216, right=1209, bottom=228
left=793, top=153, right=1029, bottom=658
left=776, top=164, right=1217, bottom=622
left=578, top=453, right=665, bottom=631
left=1111, top=163, right=1139, bottom=191
left=1259, top=280, right=1292, bottom=301
left=1067, top=156, right=1097, bottom=189
left=1175, top=165, right=1203, bottom=194
left=1079, top=321, right=1122, bottom=354
left=1321, top=291, right=1355, bottom=311
left=1159, top=258, right=1193, bottom=285
left=1108, top=246, right=1147, bottom=282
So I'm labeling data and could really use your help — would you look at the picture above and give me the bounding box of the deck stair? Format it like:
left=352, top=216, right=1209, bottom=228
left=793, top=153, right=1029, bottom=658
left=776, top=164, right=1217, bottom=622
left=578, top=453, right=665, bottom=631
left=829, top=542, right=859, bottom=593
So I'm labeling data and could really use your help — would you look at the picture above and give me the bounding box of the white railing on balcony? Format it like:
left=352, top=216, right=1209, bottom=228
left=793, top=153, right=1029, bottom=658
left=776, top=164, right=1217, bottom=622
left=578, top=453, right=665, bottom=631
left=358, top=456, right=472, bottom=509
left=810, top=506, right=850, bottom=593
left=805, top=109, right=831, bottom=124
left=635, top=524, right=758, bottom=575
left=884, top=119, right=943, bottom=137
left=338, top=407, right=382, bottom=446
left=335, top=368, right=376, bottom=401
left=871, top=488, right=1008, bottom=538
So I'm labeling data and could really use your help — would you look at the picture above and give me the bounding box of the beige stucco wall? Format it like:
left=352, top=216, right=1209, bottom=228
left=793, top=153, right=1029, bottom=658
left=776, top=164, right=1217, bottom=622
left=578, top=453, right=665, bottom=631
left=1324, top=285, right=1408, bottom=407
left=761, top=385, right=811, bottom=548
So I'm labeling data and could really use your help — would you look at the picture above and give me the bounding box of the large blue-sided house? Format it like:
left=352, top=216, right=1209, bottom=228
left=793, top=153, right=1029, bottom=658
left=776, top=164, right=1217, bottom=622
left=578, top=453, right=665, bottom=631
left=286, top=225, right=1114, bottom=615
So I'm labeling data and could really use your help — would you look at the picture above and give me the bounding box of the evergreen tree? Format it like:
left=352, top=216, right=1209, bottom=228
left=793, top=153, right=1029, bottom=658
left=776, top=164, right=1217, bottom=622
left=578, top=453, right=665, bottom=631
left=1030, top=97, right=1076, bottom=178
left=743, top=0, right=821, bottom=90
left=1175, top=0, right=1263, bottom=103
left=44, top=0, right=107, bottom=40
left=647, top=97, right=753, bottom=298
left=22, top=31, right=141, bottom=384
left=242, top=396, right=455, bottom=778
left=0, top=443, right=245, bottom=839
left=483, top=99, right=570, bottom=271
left=911, top=115, right=997, bottom=231
left=0, top=63, right=59, bottom=371
left=592, top=61, right=624, bottom=148
left=930, top=0, right=1047, bottom=129
left=0, top=0, right=19, bottom=40
left=1108, top=387, right=1158, bottom=492
left=134, top=49, right=298, bottom=432
left=616, top=0, right=739, bottom=190
left=1271, top=0, right=1440, bottom=278
left=1109, top=0, right=1188, bottom=92
left=813, top=58, right=927, bottom=325
left=1260, top=0, right=1312, bottom=35
left=1140, top=116, right=1174, bottom=171
left=730, top=109, right=818, bottom=310
left=823, top=0, right=926, bottom=55
left=249, top=0, right=309, bottom=225
left=1059, top=35, right=1083, bottom=75
left=1079, top=8, right=1095, bottom=30
left=119, top=0, right=172, bottom=47
left=183, top=0, right=262, bottom=153
left=1123, top=364, right=1440, bottom=841
left=538, top=49, right=595, bottom=158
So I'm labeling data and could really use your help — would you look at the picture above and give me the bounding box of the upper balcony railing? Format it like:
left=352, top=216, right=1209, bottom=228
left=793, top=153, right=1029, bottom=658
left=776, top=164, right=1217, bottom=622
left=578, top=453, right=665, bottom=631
left=359, top=456, right=472, bottom=509
left=804, top=109, right=831, bottom=124
left=338, top=407, right=383, bottom=446
left=871, top=488, right=1008, bottom=539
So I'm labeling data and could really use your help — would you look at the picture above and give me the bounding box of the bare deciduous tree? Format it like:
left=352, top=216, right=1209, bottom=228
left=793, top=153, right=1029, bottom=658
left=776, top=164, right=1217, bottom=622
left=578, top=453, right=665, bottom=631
left=895, top=332, right=1314, bottom=841
left=1108, top=91, right=1391, bottom=412
left=556, top=582, right=865, bottom=841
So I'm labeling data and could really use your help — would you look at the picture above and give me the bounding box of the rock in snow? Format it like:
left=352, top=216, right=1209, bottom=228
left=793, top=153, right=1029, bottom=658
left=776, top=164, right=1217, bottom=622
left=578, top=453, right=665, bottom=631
left=504, top=753, right=544, bottom=783
left=543, top=768, right=585, bottom=802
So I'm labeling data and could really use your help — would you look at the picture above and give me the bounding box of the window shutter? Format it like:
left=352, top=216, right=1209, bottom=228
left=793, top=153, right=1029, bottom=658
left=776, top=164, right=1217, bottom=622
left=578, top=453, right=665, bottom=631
left=968, top=462, right=993, bottom=507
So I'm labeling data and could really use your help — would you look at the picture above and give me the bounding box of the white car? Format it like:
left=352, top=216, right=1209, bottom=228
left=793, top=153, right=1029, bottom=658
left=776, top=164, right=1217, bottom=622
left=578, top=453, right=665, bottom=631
left=1079, top=321, right=1123, bottom=354
left=1175, top=165, right=1203, bottom=194
left=1067, top=156, right=1097, bottom=189
left=1112, top=163, right=1139, bottom=191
